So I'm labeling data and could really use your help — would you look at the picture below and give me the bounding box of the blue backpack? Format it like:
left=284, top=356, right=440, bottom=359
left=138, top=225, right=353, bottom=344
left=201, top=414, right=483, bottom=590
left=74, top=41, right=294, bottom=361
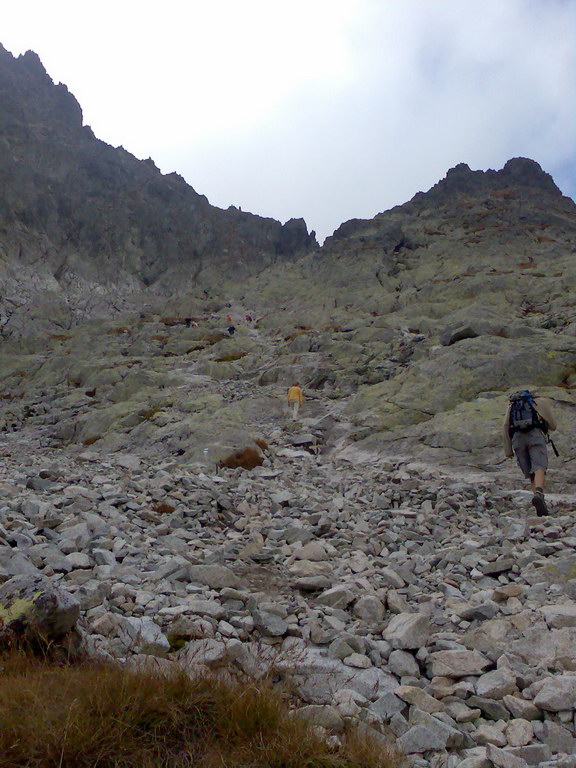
left=508, top=391, right=547, bottom=436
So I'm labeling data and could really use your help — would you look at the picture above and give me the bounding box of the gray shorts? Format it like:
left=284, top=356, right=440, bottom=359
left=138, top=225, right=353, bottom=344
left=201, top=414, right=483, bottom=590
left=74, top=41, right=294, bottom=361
left=512, top=429, right=548, bottom=479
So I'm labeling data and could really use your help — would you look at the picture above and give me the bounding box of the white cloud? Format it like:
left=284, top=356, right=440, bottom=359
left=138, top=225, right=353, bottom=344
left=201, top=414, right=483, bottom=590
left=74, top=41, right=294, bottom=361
left=3, top=0, right=575, bottom=241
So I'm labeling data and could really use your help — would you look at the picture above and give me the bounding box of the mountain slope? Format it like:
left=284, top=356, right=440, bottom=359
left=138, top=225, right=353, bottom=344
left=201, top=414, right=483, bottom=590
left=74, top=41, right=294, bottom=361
left=0, top=45, right=316, bottom=335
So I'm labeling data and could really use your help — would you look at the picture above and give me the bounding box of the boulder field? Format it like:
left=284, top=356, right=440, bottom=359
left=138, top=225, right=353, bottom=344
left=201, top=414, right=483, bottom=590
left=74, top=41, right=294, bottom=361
left=1, top=421, right=576, bottom=767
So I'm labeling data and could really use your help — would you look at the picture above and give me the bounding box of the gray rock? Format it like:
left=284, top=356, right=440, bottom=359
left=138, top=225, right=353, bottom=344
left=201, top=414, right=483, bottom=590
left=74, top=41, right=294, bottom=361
left=476, top=667, right=517, bottom=699
left=293, top=575, right=331, bottom=592
left=467, top=696, right=510, bottom=722
left=187, top=564, right=240, bottom=589
left=539, top=605, right=576, bottom=629
left=316, top=586, right=355, bottom=609
left=396, top=724, right=448, bottom=753
left=384, top=612, right=431, bottom=649
left=429, top=649, right=491, bottom=677
left=0, top=574, right=80, bottom=640
left=388, top=649, right=420, bottom=677
left=252, top=609, right=288, bottom=637
left=505, top=718, right=533, bottom=747
left=534, top=675, right=576, bottom=711
left=353, top=595, right=385, bottom=622
left=369, top=691, right=406, bottom=720
left=538, top=721, right=575, bottom=754
left=485, top=743, right=529, bottom=768
left=505, top=744, right=552, bottom=766
left=187, top=599, right=226, bottom=619
left=502, top=695, right=541, bottom=720
left=395, top=685, right=443, bottom=713
left=293, top=704, right=344, bottom=732
left=117, top=616, right=170, bottom=655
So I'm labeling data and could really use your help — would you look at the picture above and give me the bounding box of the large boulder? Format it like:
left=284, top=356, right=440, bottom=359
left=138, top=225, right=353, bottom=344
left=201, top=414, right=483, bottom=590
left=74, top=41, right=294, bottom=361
left=0, top=575, right=80, bottom=641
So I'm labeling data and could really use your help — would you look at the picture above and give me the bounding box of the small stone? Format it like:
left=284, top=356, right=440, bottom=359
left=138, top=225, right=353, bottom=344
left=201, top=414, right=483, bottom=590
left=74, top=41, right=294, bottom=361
left=187, top=564, right=240, bottom=589
left=343, top=653, right=372, bottom=669
left=476, top=667, right=517, bottom=699
left=252, top=609, right=288, bottom=637
left=387, top=649, right=420, bottom=677
left=328, top=637, right=355, bottom=660
left=485, top=743, right=529, bottom=768
left=396, top=724, right=448, bottom=753
left=63, top=552, right=91, bottom=569
left=353, top=595, right=385, bottom=622
left=117, top=616, right=170, bottom=656
left=538, top=720, right=576, bottom=754
left=296, top=542, right=328, bottom=561
left=186, top=599, right=225, bottom=619
left=539, top=604, right=576, bottom=628
left=293, top=704, right=344, bottom=733
left=475, top=723, right=507, bottom=747
left=293, top=575, right=331, bottom=592
left=316, top=586, right=355, bottom=609
left=481, top=558, right=515, bottom=576
left=444, top=700, right=481, bottom=723
left=429, top=649, right=491, bottom=678
left=534, top=675, right=576, bottom=711
left=502, top=695, right=540, bottom=720
left=467, top=696, right=510, bottom=722
left=384, top=612, right=431, bottom=649
left=369, top=692, right=405, bottom=720
left=505, top=718, right=533, bottom=747
left=380, top=567, right=406, bottom=588
left=395, top=685, right=443, bottom=713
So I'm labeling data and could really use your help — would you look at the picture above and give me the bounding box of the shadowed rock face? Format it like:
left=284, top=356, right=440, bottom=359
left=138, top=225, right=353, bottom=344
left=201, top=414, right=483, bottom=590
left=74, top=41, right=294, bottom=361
left=0, top=44, right=316, bottom=327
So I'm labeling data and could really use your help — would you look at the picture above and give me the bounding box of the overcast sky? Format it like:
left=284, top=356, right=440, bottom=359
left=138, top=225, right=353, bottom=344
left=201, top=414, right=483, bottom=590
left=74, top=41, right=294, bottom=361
left=3, top=0, right=576, bottom=241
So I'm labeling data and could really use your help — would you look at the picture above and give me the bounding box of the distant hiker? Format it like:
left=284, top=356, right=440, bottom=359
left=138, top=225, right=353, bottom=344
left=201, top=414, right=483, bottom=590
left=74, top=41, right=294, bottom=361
left=226, top=315, right=233, bottom=323
left=245, top=313, right=252, bottom=323
left=287, top=382, right=303, bottom=421
left=227, top=325, right=236, bottom=336
left=184, top=317, right=192, bottom=328
left=503, top=390, right=557, bottom=516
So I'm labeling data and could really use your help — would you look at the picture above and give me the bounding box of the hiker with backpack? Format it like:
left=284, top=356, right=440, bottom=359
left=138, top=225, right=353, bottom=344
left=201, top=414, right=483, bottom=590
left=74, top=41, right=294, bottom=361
left=503, top=390, right=557, bottom=516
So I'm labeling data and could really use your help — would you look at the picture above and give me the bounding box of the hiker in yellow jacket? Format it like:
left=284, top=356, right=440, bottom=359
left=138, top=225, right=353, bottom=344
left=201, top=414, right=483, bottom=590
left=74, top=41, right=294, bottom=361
left=287, top=382, right=303, bottom=421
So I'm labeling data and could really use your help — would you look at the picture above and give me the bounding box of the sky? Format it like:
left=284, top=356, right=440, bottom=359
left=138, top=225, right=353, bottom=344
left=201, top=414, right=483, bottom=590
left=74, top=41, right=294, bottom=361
left=3, top=0, right=576, bottom=242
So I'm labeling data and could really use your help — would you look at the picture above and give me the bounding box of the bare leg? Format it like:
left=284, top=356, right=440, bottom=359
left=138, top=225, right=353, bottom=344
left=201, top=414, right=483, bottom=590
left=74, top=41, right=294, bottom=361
left=531, top=470, right=549, bottom=516
left=533, top=469, right=545, bottom=492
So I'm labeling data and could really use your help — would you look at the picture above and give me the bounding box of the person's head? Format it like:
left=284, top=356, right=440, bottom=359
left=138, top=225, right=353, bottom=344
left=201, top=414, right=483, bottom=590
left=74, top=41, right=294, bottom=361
left=294, top=382, right=300, bottom=387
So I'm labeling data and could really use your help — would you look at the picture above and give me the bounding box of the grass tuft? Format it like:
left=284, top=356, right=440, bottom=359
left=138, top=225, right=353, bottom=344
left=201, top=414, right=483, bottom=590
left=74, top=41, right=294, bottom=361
left=0, top=651, right=400, bottom=768
left=219, top=447, right=264, bottom=470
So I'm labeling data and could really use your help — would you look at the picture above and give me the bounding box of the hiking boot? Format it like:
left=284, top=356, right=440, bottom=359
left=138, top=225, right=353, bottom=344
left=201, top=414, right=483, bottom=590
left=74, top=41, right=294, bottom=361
left=531, top=489, right=549, bottom=517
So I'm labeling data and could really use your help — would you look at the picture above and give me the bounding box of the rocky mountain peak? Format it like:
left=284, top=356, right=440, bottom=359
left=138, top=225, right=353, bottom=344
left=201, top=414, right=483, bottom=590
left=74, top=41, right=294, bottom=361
left=413, top=156, right=563, bottom=207
left=0, top=44, right=83, bottom=130
left=0, top=44, right=318, bottom=335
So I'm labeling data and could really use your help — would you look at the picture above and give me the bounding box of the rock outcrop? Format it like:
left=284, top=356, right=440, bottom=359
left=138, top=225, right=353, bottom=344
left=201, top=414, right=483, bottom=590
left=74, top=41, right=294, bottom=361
left=0, top=44, right=316, bottom=336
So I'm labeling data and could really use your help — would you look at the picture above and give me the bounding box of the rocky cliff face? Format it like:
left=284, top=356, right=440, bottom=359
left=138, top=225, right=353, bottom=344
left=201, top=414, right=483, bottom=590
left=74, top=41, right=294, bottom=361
left=0, top=45, right=316, bottom=336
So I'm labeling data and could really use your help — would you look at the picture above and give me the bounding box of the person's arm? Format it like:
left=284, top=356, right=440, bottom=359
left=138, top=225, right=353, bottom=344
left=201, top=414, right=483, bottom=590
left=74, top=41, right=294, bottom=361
left=536, top=399, right=557, bottom=432
left=503, top=407, right=513, bottom=457
left=298, top=389, right=303, bottom=404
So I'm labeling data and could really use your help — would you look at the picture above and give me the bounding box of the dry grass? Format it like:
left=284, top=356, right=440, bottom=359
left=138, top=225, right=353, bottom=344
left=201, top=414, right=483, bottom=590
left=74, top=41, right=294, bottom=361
left=152, top=501, right=176, bottom=514
left=219, top=447, right=264, bottom=470
left=0, top=652, right=400, bottom=768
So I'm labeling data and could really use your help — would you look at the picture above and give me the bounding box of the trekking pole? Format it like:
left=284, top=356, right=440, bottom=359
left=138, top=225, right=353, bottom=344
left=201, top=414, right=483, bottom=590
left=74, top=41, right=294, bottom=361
left=548, top=437, right=560, bottom=457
